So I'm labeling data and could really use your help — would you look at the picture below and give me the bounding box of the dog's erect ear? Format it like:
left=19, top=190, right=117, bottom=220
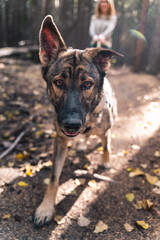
left=84, top=48, right=123, bottom=73
left=39, top=15, right=67, bottom=66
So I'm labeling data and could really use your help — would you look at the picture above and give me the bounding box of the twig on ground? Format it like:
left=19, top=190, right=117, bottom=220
left=73, top=169, right=117, bottom=183
left=0, top=125, right=31, bottom=160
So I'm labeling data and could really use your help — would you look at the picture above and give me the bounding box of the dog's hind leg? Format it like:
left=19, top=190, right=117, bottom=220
left=101, top=130, right=111, bottom=169
left=34, top=136, right=68, bottom=227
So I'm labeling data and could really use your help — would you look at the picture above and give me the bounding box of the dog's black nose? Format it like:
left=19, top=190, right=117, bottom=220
left=62, top=119, right=82, bottom=137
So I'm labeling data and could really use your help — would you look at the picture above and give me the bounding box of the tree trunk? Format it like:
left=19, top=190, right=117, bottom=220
left=147, top=0, right=160, bottom=74
left=134, top=0, right=149, bottom=72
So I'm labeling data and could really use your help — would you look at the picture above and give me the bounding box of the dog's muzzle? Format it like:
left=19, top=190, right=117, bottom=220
left=61, top=119, right=82, bottom=137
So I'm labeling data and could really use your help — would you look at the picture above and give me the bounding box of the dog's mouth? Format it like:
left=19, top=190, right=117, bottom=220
left=62, top=126, right=81, bottom=137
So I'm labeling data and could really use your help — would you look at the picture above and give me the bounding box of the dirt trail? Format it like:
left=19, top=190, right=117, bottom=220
left=0, top=58, right=160, bottom=240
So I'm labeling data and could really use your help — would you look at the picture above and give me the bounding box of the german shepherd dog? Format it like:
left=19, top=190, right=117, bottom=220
left=34, top=15, right=122, bottom=227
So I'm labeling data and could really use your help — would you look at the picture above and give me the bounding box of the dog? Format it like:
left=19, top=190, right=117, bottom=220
left=33, top=15, right=122, bottom=227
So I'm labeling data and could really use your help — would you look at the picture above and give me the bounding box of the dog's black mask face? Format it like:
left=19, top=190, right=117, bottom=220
left=39, top=15, right=122, bottom=137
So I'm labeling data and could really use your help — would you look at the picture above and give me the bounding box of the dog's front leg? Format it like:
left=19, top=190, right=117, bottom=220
left=34, top=136, right=68, bottom=227
left=101, top=130, right=111, bottom=169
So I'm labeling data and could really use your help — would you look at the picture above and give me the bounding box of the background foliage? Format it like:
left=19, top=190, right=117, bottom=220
left=0, top=0, right=160, bottom=73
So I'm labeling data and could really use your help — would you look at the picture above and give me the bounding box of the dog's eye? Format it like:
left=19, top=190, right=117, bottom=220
left=54, top=80, right=65, bottom=89
left=81, top=81, right=93, bottom=90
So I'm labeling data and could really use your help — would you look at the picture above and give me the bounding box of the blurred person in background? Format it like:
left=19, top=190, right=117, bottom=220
left=89, top=0, right=117, bottom=48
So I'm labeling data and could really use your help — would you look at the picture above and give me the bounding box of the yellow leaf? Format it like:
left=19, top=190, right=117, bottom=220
left=54, top=215, right=65, bottom=224
left=128, top=168, right=144, bottom=177
left=88, top=180, right=97, bottom=189
left=136, top=220, right=149, bottom=229
left=127, top=167, right=135, bottom=172
left=84, top=163, right=89, bottom=170
left=97, top=147, right=104, bottom=152
left=14, top=110, right=20, bottom=115
left=134, top=199, right=154, bottom=210
left=51, top=132, right=57, bottom=138
left=3, top=132, right=10, bottom=138
left=125, top=193, right=135, bottom=202
left=153, top=168, right=160, bottom=176
left=2, top=214, right=11, bottom=220
left=18, top=181, right=28, bottom=187
left=94, top=220, right=108, bottom=233
left=8, top=162, right=14, bottom=167
left=36, top=130, right=43, bottom=136
left=145, top=173, right=159, bottom=185
left=68, top=150, right=76, bottom=157
left=16, top=153, right=24, bottom=160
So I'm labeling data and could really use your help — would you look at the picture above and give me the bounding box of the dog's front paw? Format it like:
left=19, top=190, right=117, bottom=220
left=34, top=203, right=55, bottom=227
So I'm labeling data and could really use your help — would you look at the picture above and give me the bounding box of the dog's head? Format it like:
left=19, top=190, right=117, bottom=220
left=39, top=15, right=122, bottom=137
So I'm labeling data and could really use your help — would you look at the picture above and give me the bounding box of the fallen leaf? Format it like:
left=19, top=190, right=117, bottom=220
left=43, top=178, right=50, bottom=185
left=2, top=214, right=11, bottom=220
left=152, top=187, right=160, bottom=194
left=75, top=178, right=86, bottom=186
left=140, top=164, right=147, bottom=169
left=154, top=181, right=160, bottom=188
left=3, top=132, right=10, bottom=138
left=131, top=144, right=140, bottom=150
left=97, top=147, right=104, bottom=152
left=117, top=150, right=128, bottom=156
left=78, top=214, right=90, bottom=227
left=94, top=220, right=108, bottom=233
left=14, top=110, right=20, bottom=115
left=44, top=129, right=53, bottom=134
left=54, top=215, right=65, bottom=224
left=43, top=161, right=52, bottom=167
left=29, top=147, right=37, bottom=152
left=88, top=180, right=97, bottom=189
left=68, top=150, right=76, bottom=157
left=125, top=193, right=135, bottom=202
left=0, top=114, right=6, bottom=122
left=18, top=181, right=28, bottom=187
left=84, top=164, right=89, bottom=170
left=128, top=168, right=144, bottom=177
left=145, top=173, right=159, bottom=185
left=25, top=164, right=33, bottom=176
left=117, top=151, right=124, bottom=157
left=39, top=152, right=48, bottom=158
left=111, top=133, right=118, bottom=138
left=35, top=130, right=44, bottom=136
left=124, top=223, right=134, bottom=232
left=134, top=199, right=154, bottom=210
left=136, top=220, right=149, bottom=229
left=153, top=168, right=160, bottom=176
left=8, top=162, right=14, bottom=167
left=154, top=151, right=160, bottom=157
left=51, top=132, right=57, bottom=138
left=16, top=153, right=24, bottom=161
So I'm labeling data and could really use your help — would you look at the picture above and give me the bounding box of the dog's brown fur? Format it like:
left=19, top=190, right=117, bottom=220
left=33, top=15, right=122, bottom=227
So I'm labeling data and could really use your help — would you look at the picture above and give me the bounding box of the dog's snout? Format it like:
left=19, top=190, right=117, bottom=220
left=62, top=119, right=82, bottom=137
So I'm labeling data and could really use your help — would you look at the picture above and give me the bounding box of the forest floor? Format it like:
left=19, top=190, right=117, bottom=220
left=0, top=57, right=160, bottom=240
